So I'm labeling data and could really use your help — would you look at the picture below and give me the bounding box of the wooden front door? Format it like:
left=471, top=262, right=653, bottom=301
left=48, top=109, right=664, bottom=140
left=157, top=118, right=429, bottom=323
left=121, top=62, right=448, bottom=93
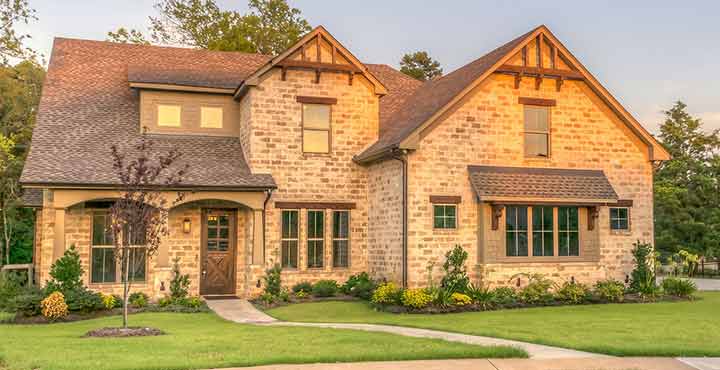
left=200, top=209, right=237, bottom=296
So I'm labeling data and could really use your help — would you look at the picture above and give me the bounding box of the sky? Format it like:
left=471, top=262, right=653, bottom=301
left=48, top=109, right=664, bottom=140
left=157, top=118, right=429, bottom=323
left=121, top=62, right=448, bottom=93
left=16, top=0, right=720, bottom=134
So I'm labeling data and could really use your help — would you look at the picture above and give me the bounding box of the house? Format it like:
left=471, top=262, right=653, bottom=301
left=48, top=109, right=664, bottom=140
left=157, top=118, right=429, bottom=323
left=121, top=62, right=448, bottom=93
left=20, top=25, right=669, bottom=298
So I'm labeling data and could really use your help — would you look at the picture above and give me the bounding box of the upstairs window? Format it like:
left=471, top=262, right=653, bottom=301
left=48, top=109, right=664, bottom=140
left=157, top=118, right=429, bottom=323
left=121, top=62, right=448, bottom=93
left=200, top=106, right=223, bottom=128
left=433, top=205, right=457, bottom=229
left=302, top=104, right=331, bottom=153
left=157, top=104, right=181, bottom=127
left=524, top=105, right=549, bottom=157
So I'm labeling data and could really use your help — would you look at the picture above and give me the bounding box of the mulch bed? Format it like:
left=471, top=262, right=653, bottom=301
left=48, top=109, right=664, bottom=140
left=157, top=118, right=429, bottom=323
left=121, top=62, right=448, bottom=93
left=84, top=326, right=165, bottom=337
left=3, top=304, right=210, bottom=325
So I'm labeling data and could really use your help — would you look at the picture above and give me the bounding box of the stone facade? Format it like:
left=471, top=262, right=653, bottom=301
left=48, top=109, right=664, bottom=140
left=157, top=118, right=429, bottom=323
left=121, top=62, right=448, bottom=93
left=404, top=72, right=653, bottom=288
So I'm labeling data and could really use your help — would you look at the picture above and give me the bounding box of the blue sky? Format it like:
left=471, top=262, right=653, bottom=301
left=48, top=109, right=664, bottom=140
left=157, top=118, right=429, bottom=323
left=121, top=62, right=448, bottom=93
left=18, top=0, right=720, bottom=133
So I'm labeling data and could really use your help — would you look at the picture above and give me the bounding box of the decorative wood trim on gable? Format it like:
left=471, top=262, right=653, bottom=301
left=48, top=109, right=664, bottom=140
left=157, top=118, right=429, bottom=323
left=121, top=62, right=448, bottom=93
left=518, top=97, right=556, bottom=107
left=296, top=96, right=337, bottom=105
left=429, top=195, right=462, bottom=204
left=275, top=201, right=356, bottom=210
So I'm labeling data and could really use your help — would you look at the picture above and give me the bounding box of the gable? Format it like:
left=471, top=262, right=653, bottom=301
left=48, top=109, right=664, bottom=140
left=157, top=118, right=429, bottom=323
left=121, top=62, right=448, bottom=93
left=235, top=26, right=388, bottom=99
left=354, top=25, right=670, bottom=163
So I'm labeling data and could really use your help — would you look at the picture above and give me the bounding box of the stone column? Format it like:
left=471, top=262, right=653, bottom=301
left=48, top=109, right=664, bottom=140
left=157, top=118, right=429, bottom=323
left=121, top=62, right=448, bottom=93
left=252, top=209, right=264, bottom=265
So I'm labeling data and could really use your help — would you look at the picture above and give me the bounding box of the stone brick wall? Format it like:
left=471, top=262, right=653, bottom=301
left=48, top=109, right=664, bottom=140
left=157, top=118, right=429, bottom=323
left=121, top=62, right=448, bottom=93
left=405, top=73, right=654, bottom=287
left=367, top=159, right=404, bottom=282
left=241, top=68, right=379, bottom=291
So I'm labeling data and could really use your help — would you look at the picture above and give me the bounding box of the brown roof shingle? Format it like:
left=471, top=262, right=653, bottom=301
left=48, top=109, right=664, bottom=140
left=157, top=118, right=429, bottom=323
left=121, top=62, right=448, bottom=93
left=21, top=39, right=417, bottom=188
left=21, top=38, right=276, bottom=189
left=468, top=165, right=618, bottom=202
left=355, top=27, right=539, bottom=162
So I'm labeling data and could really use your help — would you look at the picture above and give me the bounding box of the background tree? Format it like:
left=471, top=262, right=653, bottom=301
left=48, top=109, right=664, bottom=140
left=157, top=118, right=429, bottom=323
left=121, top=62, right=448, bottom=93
left=0, top=59, right=44, bottom=266
left=107, top=0, right=311, bottom=54
left=399, top=51, right=442, bottom=81
left=654, top=101, right=720, bottom=261
left=109, top=135, right=187, bottom=328
left=0, top=0, right=36, bottom=65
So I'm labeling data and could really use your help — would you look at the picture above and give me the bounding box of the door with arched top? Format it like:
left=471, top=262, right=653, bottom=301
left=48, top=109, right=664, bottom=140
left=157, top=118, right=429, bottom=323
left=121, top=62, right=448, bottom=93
left=200, top=209, right=236, bottom=295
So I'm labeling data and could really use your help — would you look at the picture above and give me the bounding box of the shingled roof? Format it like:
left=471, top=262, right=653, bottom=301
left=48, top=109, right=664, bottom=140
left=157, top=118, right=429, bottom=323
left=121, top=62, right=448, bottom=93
left=20, top=38, right=416, bottom=189
left=468, top=165, right=618, bottom=203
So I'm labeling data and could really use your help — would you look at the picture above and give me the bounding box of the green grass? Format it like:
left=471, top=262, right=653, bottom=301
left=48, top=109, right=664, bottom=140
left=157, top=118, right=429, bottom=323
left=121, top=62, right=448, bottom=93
left=0, top=312, right=525, bottom=370
left=267, top=292, right=720, bottom=357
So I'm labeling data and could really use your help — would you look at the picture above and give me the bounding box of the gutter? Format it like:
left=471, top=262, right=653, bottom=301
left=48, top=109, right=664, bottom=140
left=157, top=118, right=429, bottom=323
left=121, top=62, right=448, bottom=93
left=391, top=149, right=409, bottom=288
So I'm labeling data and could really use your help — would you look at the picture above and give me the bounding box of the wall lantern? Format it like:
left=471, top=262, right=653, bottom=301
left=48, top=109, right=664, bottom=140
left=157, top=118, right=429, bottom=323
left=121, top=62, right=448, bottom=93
left=182, top=218, right=191, bottom=234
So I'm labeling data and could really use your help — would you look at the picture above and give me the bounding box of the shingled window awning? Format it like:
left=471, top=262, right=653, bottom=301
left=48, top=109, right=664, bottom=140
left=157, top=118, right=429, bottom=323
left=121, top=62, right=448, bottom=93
left=468, top=165, right=619, bottom=204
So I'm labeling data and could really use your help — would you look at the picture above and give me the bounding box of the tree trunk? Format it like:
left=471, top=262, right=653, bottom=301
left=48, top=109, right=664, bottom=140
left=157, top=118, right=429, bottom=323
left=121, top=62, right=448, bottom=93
left=2, top=203, right=11, bottom=266
left=123, top=246, right=130, bottom=329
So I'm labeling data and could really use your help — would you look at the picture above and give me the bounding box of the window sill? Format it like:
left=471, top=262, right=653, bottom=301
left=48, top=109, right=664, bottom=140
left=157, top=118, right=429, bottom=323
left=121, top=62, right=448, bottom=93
left=490, top=256, right=598, bottom=264
left=301, top=153, right=332, bottom=159
left=610, top=230, right=632, bottom=236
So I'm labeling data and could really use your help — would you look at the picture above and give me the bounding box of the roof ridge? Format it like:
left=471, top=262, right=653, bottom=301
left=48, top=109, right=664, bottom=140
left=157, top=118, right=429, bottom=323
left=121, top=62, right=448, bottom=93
left=53, top=36, right=274, bottom=58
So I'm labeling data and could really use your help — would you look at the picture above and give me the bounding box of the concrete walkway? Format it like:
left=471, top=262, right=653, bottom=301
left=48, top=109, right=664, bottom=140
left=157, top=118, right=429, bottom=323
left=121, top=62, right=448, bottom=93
left=206, top=299, right=602, bottom=359
left=214, top=357, right=701, bottom=370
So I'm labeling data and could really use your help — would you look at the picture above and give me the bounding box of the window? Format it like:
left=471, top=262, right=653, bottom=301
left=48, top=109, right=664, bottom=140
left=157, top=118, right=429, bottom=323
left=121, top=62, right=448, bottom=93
left=610, top=207, right=629, bottom=231
left=157, top=104, right=181, bottom=127
left=90, top=212, right=147, bottom=284
left=532, top=206, right=554, bottom=256
left=433, top=205, right=457, bottom=229
left=307, top=210, right=324, bottom=268
left=332, top=211, right=350, bottom=268
left=506, top=206, right=528, bottom=256
left=524, top=106, right=549, bottom=157
left=91, top=213, right=115, bottom=283
left=200, top=106, right=223, bottom=128
left=558, top=207, right=579, bottom=256
left=206, top=214, right=230, bottom=252
left=281, top=210, right=299, bottom=268
left=302, top=104, right=331, bottom=153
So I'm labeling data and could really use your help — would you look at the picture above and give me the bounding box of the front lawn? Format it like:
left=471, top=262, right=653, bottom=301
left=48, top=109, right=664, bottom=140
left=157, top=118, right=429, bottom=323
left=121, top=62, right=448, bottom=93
left=0, top=312, right=525, bottom=370
left=267, top=292, right=720, bottom=357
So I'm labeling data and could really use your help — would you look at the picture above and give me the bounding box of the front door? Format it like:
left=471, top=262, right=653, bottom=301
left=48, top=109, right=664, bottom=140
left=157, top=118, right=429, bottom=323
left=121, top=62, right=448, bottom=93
left=200, top=209, right=236, bottom=296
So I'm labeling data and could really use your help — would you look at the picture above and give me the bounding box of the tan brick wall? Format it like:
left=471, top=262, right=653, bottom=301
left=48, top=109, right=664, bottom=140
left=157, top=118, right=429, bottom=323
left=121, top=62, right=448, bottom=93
left=405, top=73, right=654, bottom=287
left=367, top=159, right=404, bottom=283
left=36, top=201, right=250, bottom=299
left=242, top=68, right=379, bottom=292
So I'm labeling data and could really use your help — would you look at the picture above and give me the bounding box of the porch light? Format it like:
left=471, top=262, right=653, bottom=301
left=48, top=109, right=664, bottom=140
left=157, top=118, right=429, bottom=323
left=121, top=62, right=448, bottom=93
left=182, top=218, right=191, bottom=233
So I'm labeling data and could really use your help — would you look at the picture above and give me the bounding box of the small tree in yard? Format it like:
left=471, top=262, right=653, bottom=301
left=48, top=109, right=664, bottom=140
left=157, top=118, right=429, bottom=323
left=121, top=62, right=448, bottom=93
left=109, top=135, right=187, bottom=328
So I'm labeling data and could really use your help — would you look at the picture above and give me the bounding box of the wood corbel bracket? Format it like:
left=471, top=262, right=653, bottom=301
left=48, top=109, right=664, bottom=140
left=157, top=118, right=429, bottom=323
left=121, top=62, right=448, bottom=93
left=514, top=72, right=523, bottom=89
left=588, top=206, right=599, bottom=230
left=491, top=204, right=504, bottom=230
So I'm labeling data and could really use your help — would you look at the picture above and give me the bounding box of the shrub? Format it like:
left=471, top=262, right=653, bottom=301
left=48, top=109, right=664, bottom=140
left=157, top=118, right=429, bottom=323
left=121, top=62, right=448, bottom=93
left=341, top=272, right=374, bottom=294
left=45, top=245, right=83, bottom=293
left=371, top=282, right=402, bottom=305
left=64, top=287, right=104, bottom=313
left=11, top=289, right=44, bottom=316
left=259, top=292, right=275, bottom=305
left=466, top=284, right=495, bottom=309
left=491, top=286, right=517, bottom=305
left=295, top=290, right=309, bottom=299
left=101, top=293, right=116, bottom=310
left=662, top=277, right=697, bottom=298
left=630, top=241, right=658, bottom=296
left=429, top=287, right=454, bottom=308
left=514, top=273, right=554, bottom=305
left=292, top=281, right=313, bottom=294
left=440, top=245, right=470, bottom=294
left=350, top=280, right=377, bottom=300
left=450, top=292, right=472, bottom=306
left=401, top=288, right=432, bottom=309
left=169, top=257, right=190, bottom=301
left=129, top=292, right=149, bottom=308
left=112, top=294, right=123, bottom=308
left=263, top=264, right=282, bottom=297
left=182, top=296, right=204, bottom=309
left=311, top=280, right=339, bottom=297
left=555, top=282, right=590, bottom=304
left=158, top=296, right=173, bottom=307
left=594, top=279, right=625, bottom=302
left=278, top=288, right=290, bottom=302
left=41, top=292, right=68, bottom=320
left=0, top=272, right=25, bottom=311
